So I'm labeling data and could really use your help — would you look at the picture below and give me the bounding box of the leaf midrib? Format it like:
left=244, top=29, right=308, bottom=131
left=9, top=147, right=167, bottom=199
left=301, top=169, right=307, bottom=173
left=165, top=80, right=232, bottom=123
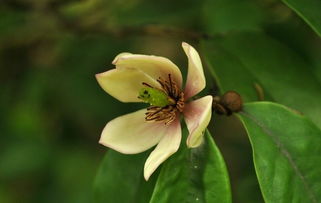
left=240, top=110, right=317, bottom=203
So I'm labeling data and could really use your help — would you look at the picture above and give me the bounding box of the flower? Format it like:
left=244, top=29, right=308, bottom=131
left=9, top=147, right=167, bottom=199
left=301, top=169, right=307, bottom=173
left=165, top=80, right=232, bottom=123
left=96, top=42, right=213, bottom=180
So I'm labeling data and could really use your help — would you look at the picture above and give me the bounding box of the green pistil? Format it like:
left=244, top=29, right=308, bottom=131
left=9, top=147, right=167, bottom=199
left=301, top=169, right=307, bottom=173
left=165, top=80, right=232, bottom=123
left=138, top=87, right=174, bottom=107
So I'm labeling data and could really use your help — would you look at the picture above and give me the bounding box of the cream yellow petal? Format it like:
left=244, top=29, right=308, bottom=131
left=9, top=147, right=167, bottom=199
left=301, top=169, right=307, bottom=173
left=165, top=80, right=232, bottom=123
left=99, top=109, right=167, bottom=154
left=182, top=42, right=206, bottom=99
left=113, top=53, right=183, bottom=88
left=112, top=52, right=132, bottom=64
left=96, top=68, right=161, bottom=102
left=184, top=95, right=213, bottom=148
left=144, top=118, right=181, bottom=181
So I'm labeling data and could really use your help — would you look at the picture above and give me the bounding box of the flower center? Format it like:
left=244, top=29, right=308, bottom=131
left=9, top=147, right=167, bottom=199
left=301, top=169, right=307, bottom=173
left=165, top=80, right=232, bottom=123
left=138, top=74, right=184, bottom=125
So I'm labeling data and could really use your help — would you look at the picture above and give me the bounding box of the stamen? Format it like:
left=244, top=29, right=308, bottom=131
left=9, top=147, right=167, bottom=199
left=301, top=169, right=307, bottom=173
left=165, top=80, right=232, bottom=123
left=142, top=74, right=185, bottom=125
left=168, top=74, right=173, bottom=96
left=176, top=92, right=185, bottom=112
left=142, top=82, right=152, bottom=87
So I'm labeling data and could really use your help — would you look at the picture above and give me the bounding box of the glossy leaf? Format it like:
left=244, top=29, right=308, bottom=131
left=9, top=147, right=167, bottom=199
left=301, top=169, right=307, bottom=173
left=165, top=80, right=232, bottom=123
left=150, top=129, right=232, bottom=203
left=238, top=102, right=321, bottom=203
left=202, top=32, right=321, bottom=129
left=94, top=150, right=157, bottom=203
left=282, top=0, right=321, bottom=37
left=202, top=41, right=272, bottom=102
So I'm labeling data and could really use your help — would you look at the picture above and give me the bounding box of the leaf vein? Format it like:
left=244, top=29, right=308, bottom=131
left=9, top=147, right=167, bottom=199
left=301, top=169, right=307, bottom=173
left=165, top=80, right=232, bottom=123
left=240, top=110, right=317, bottom=203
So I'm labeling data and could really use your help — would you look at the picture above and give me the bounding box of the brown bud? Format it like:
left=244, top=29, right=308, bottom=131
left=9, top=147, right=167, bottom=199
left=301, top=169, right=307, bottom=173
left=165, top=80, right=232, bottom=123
left=220, top=91, right=243, bottom=113
left=213, top=96, right=221, bottom=103
left=213, top=103, right=228, bottom=115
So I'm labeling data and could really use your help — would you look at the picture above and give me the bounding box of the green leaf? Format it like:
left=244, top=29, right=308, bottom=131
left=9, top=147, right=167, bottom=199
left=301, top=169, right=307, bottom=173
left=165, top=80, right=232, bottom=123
left=150, top=129, right=232, bottom=203
left=94, top=150, right=157, bottom=203
left=203, top=0, right=265, bottom=34
left=238, top=102, right=321, bottom=203
left=282, top=0, right=321, bottom=37
left=202, top=41, right=272, bottom=102
left=202, top=32, right=321, bottom=129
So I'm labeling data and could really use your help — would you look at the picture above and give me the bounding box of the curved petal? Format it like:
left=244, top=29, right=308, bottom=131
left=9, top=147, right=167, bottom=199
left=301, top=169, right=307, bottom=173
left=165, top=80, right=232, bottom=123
left=96, top=68, right=161, bottom=102
left=183, top=95, right=213, bottom=148
left=112, top=52, right=132, bottom=64
left=113, top=53, right=183, bottom=88
left=182, top=42, right=206, bottom=99
left=144, top=118, right=181, bottom=181
left=99, top=109, right=167, bottom=154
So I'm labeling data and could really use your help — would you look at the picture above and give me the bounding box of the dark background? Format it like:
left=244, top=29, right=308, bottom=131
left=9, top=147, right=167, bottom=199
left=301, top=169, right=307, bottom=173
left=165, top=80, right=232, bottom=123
left=1, top=0, right=319, bottom=202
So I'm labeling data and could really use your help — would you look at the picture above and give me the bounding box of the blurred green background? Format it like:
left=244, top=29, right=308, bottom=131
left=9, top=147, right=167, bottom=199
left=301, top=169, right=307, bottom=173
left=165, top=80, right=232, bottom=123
left=1, top=0, right=320, bottom=202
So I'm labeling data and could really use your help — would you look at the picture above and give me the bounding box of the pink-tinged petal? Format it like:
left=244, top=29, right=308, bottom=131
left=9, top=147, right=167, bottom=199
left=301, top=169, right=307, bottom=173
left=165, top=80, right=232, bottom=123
left=184, top=95, right=213, bottom=148
left=113, top=53, right=183, bottom=88
left=96, top=68, right=161, bottom=102
left=144, top=118, right=181, bottom=180
left=182, top=42, right=206, bottom=99
left=99, top=109, right=166, bottom=154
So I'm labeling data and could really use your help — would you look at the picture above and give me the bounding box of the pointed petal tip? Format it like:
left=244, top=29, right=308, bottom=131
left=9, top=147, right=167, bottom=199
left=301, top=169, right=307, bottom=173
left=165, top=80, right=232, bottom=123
left=143, top=120, right=181, bottom=182
left=182, top=41, right=194, bottom=51
left=112, top=52, right=133, bottom=65
left=95, top=68, right=162, bottom=102
left=113, top=53, right=183, bottom=87
left=95, top=71, right=111, bottom=81
left=186, top=135, right=204, bottom=148
left=182, top=41, right=189, bottom=48
left=95, top=72, right=104, bottom=80
left=98, top=109, right=166, bottom=154
left=143, top=171, right=150, bottom=181
left=98, top=136, right=107, bottom=146
left=112, top=59, right=118, bottom=65
left=182, top=42, right=206, bottom=99
left=98, top=133, right=129, bottom=154
left=143, top=141, right=180, bottom=181
left=184, top=95, right=213, bottom=148
left=182, top=42, right=193, bottom=55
